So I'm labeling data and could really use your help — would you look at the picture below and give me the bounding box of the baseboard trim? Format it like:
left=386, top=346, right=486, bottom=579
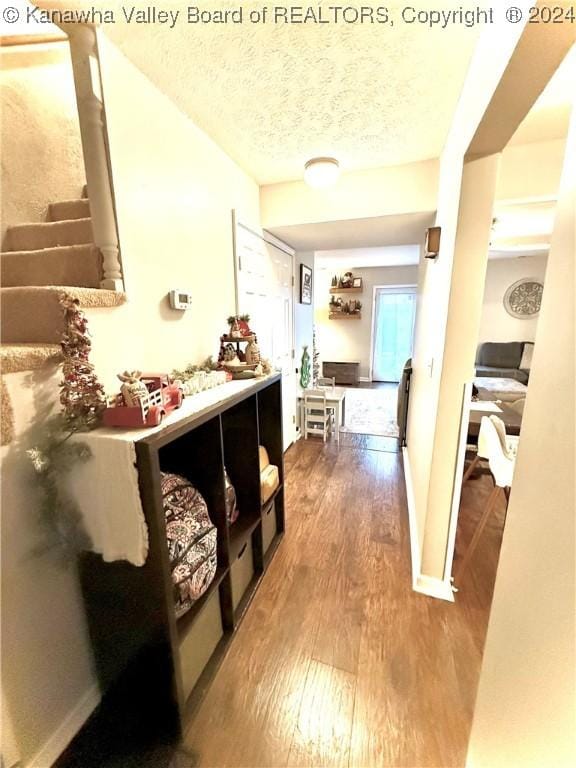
left=402, top=446, right=421, bottom=583
left=24, top=683, right=101, bottom=768
left=402, top=447, right=455, bottom=603
left=358, top=376, right=372, bottom=383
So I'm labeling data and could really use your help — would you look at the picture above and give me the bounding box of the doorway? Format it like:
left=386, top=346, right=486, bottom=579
left=370, top=286, right=417, bottom=382
left=233, top=218, right=297, bottom=449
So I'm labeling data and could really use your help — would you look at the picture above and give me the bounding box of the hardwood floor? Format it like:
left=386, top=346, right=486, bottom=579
left=181, top=439, right=506, bottom=768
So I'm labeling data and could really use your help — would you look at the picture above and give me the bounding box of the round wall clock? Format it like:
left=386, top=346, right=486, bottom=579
left=503, top=277, right=544, bottom=319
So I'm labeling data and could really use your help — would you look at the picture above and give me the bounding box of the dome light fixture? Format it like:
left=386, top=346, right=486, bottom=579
left=304, top=157, right=340, bottom=188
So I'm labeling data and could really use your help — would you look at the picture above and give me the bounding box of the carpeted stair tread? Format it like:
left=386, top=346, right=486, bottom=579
left=48, top=198, right=90, bottom=221
left=2, top=244, right=101, bottom=288
left=1, top=286, right=126, bottom=344
left=5, top=218, right=93, bottom=251
left=1, top=343, right=62, bottom=374
left=2, top=243, right=102, bottom=288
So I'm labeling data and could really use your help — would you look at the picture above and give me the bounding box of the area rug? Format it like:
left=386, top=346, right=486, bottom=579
left=340, top=387, right=400, bottom=438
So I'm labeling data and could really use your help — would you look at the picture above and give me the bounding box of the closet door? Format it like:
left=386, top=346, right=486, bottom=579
left=234, top=221, right=296, bottom=449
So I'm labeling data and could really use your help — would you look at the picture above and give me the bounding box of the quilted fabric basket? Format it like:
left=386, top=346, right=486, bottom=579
left=161, top=472, right=217, bottom=619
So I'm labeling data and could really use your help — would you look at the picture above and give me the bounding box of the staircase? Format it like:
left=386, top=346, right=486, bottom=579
left=1, top=186, right=126, bottom=444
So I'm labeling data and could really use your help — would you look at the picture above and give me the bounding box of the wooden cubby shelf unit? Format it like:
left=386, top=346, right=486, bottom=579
left=77, top=375, right=285, bottom=752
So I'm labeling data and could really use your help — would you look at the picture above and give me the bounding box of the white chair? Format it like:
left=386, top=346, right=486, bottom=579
left=456, top=416, right=517, bottom=583
left=303, top=389, right=332, bottom=442
left=315, top=377, right=337, bottom=428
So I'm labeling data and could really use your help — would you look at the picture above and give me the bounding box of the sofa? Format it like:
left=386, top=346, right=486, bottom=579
left=475, top=341, right=533, bottom=385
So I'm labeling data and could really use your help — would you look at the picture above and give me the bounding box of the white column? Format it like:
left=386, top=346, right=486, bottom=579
left=67, top=24, right=123, bottom=291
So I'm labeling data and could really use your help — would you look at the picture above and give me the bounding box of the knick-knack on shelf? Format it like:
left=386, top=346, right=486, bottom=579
left=300, top=346, right=311, bottom=388
left=118, top=370, right=148, bottom=407
left=245, top=337, right=261, bottom=365
left=227, top=316, right=243, bottom=339
left=341, top=271, right=354, bottom=288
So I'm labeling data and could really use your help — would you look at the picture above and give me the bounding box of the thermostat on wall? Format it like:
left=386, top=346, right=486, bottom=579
left=169, top=289, right=193, bottom=311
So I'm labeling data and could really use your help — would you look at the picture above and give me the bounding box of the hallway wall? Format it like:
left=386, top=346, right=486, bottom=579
left=478, top=253, right=548, bottom=344
left=314, top=262, right=418, bottom=380
left=260, top=159, right=439, bottom=229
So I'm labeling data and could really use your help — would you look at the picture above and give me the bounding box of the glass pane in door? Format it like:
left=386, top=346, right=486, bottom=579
left=372, top=290, right=416, bottom=382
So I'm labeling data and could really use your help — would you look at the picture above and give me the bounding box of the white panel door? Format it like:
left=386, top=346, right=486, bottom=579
left=235, top=222, right=296, bottom=449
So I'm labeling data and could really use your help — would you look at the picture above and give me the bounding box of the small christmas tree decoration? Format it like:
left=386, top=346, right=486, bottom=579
left=59, top=295, right=106, bottom=431
left=25, top=292, right=107, bottom=559
left=300, top=346, right=311, bottom=388
left=312, top=328, right=320, bottom=385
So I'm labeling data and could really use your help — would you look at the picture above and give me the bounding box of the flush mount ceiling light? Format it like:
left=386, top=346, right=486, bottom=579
left=304, top=157, right=340, bottom=188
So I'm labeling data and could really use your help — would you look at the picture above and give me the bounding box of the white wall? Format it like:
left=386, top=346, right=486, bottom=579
left=1, top=32, right=261, bottom=765
left=497, top=139, right=566, bottom=200
left=478, top=254, right=548, bottom=343
left=0, top=44, right=85, bottom=242
left=85, top=32, right=261, bottom=390
left=467, top=99, right=575, bottom=768
left=1, top=368, right=98, bottom=767
left=260, top=159, right=439, bottom=229
left=314, top=262, right=418, bottom=380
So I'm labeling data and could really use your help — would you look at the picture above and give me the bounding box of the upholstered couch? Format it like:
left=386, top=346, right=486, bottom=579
left=475, top=341, right=533, bottom=385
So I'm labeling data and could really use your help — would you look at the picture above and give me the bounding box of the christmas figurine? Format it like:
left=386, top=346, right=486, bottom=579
left=118, top=371, right=148, bottom=407
left=245, top=337, right=261, bottom=365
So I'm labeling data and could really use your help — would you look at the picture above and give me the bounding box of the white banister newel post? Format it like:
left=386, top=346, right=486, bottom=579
left=67, top=24, right=123, bottom=291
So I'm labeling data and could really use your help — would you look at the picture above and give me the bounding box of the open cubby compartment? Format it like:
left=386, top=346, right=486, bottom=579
left=257, top=379, right=284, bottom=483
left=221, top=395, right=261, bottom=550
left=157, top=415, right=230, bottom=577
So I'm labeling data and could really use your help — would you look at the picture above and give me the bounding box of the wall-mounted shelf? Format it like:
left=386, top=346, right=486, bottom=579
left=329, top=312, right=362, bottom=320
left=329, top=287, right=362, bottom=294
left=76, top=375, right=285, bottom=755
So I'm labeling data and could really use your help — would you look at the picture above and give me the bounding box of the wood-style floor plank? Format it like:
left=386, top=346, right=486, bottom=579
left=183, top=438, right=505, bottom=768
left=286, top=660, right=356, bottom=768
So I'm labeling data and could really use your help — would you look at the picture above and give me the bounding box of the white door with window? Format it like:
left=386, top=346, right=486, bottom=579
left=371, top=286, right=417, bottom=382
left=234, top=220, right=296, bottom=449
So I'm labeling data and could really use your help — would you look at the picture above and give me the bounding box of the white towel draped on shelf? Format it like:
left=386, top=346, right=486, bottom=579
left=67, top=436, right=149, bottom=566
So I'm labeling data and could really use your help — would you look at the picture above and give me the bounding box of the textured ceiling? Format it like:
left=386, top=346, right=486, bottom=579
left=104, top=1, right=484, bottom=184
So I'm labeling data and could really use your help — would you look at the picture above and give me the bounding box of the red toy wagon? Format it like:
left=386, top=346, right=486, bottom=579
left=103, top=373, right=183, bottom=428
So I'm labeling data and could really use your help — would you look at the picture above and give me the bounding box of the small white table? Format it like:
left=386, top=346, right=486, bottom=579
left=298, top=386, right=347, bottom=444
